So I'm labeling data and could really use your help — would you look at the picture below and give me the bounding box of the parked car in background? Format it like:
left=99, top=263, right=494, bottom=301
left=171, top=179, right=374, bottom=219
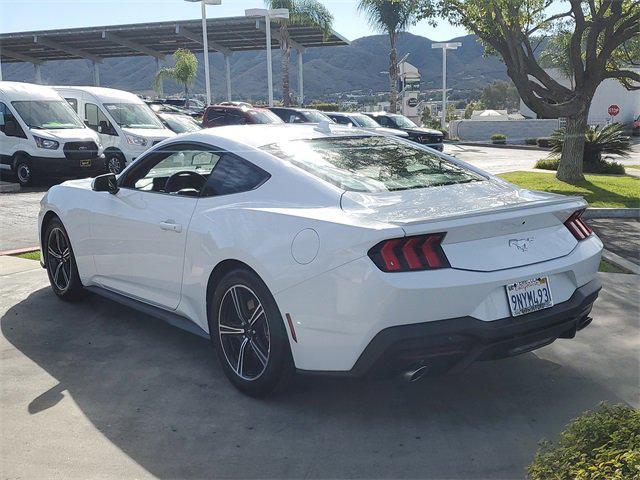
left=158, top=112, right=203, bottom=134
left=633, top=114, right=639, bottom=136
left=202, top=105, right=283, bottom=128
left=364, top=112, right=444, bottom=151
left=40, top=123, right=602, bottom=397
left=147, top=101, right=199, bottom=118
left=325, top=111, right=409, bottom=139
left=268, top=107, right=334, bottom=124
left=55, top=86, right=175, bottom=174
left=0, top=81, right=104, bottom=186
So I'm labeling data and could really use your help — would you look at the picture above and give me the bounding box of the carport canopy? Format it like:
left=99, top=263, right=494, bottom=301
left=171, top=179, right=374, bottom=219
left=0, top=16, right=349, bottom=101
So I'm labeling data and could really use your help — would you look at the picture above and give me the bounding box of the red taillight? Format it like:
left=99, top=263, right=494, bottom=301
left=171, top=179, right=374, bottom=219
left=564, top=209, right=593, bottom=240
left=368, top=233, right=450, bottom=272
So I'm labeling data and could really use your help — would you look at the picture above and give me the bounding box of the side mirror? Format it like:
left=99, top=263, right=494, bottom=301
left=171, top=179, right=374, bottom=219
left=92, top=173, right=119, bottom=194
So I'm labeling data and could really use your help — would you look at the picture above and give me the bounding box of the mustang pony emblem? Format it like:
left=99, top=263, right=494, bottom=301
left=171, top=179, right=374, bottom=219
left=509, top=237, right=534, bottom=252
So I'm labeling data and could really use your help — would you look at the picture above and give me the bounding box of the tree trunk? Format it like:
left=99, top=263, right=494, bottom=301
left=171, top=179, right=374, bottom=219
left=280, top=24, right=291, bottom=107
left=388, top=32, right=398, bottom=114
left=556, top=108, right=588, bottom=183
left=184, top=84, right=189, bottom=109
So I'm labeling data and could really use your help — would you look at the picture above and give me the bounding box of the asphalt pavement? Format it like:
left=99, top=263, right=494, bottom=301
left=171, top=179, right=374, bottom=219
left=1, top=258, right=638, bottom=479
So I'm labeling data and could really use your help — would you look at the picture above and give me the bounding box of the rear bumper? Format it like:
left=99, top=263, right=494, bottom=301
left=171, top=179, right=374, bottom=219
left=330, top=278, right=600, bottom=378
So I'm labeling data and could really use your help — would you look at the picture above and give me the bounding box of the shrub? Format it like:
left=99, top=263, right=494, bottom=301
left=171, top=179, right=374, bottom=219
left=535, top=158, right=625, bottom=174
left=491, top=133, right=507, bottom=144
left=527, top=403, right=640, bottom=480
left=525, top=138, right=538, bottom=145
left=308, top=102, right=340, bottom=112
left=549, top=122, right=632, bottom=166
left=537, top=137, right=553, bottom=148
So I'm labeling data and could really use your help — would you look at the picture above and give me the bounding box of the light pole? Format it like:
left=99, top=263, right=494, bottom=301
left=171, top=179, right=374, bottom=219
left=245, top=8, right=290, bottom=107
left=431, top=42, right=461, bottom=129
left=185, top=0, right=222, bottom=106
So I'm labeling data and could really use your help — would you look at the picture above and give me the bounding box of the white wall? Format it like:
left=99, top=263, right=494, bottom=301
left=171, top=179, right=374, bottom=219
left=450, top=119, right=560, bottom=142
left=520, top=68, right=640, bottom=125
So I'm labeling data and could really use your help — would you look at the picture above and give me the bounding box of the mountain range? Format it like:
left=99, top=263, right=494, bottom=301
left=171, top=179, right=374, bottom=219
left=1, top=32, right=509, bottom=102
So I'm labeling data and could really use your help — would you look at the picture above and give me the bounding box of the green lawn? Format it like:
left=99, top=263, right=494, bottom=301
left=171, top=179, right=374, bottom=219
left=627, top=165, right=640, bottom=170
left=14, top=250, right=40, bottom=261
left=499, top=172, right=640, bottom=208
left=599, top=259, right=629, bottom=274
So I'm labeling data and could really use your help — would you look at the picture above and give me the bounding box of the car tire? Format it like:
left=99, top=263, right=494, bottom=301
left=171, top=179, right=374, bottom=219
left=209, top=268, right=294, bottom=397
left=44, top=217, right=85, bottom=301
left=15, top=157, right=35, bottom=187
left=105, top=153, right=126, bottom=175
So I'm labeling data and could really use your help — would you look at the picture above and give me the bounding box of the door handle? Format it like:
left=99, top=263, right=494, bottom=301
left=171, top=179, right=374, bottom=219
left=159, top=220, right=182, bottom=233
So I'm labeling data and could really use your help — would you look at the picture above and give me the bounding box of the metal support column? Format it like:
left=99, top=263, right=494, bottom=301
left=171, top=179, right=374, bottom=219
left=156, top=57, right=164, bottom=96
left=34, top=63, right=42, bottom=83
left=224, top=53, right=232, bottom=102
left=93, top=61, right=101, bottom=86
left=297, top=49, right=304, bottom=106
left=265, top=15, right=274, bottom=107
left=201, top=0, right=212, bottom=105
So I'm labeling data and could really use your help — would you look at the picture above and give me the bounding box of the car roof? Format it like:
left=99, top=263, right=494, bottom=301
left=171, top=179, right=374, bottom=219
left=0, top=81, right=65, bottom=101
left=53, top=85, right=143, bottom=103
left=178, top=123, right=372, bottom=149
left=207, top=104, right=267, bottom=112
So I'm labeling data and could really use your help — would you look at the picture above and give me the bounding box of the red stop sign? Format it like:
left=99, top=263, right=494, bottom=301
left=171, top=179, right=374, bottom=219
left=608, top=104, right=620, bottom=116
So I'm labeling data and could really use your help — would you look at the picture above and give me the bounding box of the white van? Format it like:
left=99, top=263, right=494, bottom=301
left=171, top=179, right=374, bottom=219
left=0, top=81, right=104, bottom=186
left=54, top=86, right=176, bottom=174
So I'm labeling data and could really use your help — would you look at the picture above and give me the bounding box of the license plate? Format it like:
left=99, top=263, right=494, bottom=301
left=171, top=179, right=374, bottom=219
left=506, top=277, right=553, bottom=317
left=80, top=160, right=91, bottom=167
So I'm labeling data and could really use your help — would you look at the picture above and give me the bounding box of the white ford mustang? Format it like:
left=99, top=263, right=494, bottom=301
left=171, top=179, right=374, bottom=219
left=39, top=124, right=603, bottom=396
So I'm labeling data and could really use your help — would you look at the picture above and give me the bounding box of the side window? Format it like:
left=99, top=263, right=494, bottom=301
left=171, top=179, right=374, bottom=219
left=205, top=109, right=226, bottom=125
left=65, top=98, right=78, bottom=113
left=225, top=112, right=247, bottom=125
left=333, top=116, right=351, bottom=126
left=202, top=154, right=270, bottom=197
left=377, top=116, right=391, bottom=127
left=86, top=103, right=116, bottom=135
left=0, top=102, right=26, bottom=138
left=289, top=113, right=304, bottom=123
left=122, top=144, right=221, bottom=196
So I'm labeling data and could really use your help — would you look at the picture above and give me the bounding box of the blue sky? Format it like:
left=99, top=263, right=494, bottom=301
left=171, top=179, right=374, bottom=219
left=0, top=0, right=470, bottom=41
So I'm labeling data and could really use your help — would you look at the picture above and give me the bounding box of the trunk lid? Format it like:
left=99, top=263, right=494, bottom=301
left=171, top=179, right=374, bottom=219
left=341, top=179, right=586, bottom=272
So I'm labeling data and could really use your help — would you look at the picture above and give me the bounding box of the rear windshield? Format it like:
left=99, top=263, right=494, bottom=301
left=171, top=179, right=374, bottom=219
left=247, top=109, right=283, bottom=124
left=261, top=136, right=484, bottom=192
left=303, top=110, right=333, bottom=123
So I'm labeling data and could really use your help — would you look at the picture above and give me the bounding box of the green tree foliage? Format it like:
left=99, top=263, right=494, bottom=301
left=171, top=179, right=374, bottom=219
left=266, top=0, right=333, bottom=106
left=430, top=0, right=640, bottom=183
left=527, top=403, right=640, bottom=480
left=155, top=49, right=198, bottom=106
left=358, top=0, right=432, bottom=113
left=480, top=80, right=519, bottom=111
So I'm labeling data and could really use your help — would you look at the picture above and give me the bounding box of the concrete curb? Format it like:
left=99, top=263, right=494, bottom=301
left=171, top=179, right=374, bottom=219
left=449, top=142, right=549, bottom=151
left=0, top=181, right=20, bottom=193
left=584, top=208, right=640, bottom=219
left=0, top=246, right=40, bottom=256
left=602, top=249, right=640, bottom=275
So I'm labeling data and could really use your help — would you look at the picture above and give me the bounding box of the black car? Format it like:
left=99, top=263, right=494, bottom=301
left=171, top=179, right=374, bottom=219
left=157, top=112, right=203, bottom=134
left=268, top=107, right=335, bottom=124
left=363, top=112, right=444, bottom=151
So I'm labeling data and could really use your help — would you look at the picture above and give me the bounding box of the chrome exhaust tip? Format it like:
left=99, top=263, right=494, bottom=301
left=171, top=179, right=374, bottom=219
left=402, top=364, right=430, bottom=382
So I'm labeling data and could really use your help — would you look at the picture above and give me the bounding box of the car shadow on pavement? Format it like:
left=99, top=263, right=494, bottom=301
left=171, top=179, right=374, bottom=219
left=1, top=286, right=629, bottom=480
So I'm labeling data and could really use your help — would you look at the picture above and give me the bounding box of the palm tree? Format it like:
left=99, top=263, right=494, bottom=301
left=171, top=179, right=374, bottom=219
left=265, top=0, right=333, bottom=106
left=155, top=48, right=198, bottom=107
left=358, top=0, right=419, bottom=113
